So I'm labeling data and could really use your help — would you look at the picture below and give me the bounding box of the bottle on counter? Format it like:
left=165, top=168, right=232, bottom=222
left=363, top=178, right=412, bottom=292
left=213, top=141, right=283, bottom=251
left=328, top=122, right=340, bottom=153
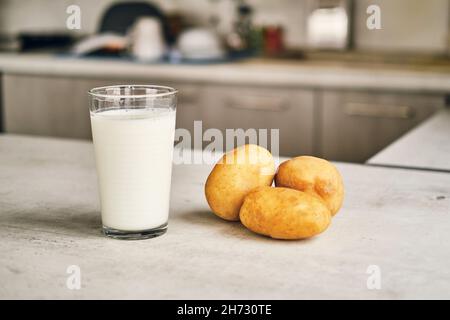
left=226, top=0, right=255, bottom=54
left=263, top=25, right=284, bottom=57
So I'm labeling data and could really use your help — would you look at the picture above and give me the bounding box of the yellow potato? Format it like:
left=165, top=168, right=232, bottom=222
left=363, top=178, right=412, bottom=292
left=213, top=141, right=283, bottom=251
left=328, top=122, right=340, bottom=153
left=205, top=144, right=275, bottom=221
left=240, top=187, right=331, bottom=240
left=275, top=156, right=344, bottom=216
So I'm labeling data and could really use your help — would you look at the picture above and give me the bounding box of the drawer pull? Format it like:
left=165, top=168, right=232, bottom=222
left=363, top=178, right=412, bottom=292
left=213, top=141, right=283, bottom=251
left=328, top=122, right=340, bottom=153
left=344, top=103, right=415, bottom=119
left=225, top=95, right=289, bottom=112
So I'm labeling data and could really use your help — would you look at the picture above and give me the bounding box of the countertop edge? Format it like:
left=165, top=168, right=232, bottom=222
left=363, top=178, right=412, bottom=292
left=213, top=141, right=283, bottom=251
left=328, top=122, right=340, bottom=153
left=1, top=53, right=450, bottom=92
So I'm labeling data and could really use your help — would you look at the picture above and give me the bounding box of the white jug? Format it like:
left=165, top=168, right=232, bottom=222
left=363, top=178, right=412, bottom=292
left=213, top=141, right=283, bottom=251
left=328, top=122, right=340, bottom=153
left=129, top=17, right=166, bottom=61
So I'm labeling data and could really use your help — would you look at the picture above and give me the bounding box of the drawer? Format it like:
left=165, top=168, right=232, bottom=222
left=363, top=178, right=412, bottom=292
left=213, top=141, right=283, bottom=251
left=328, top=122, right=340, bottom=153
left=173, top=83, right=206, bottom=134
left=2, top=75, right=175, bottom=139
left=200, top=85, right=316, bottom=156
left=319, top=90, right=444, bottom=162
left=3, top=74, right=95, bottom=139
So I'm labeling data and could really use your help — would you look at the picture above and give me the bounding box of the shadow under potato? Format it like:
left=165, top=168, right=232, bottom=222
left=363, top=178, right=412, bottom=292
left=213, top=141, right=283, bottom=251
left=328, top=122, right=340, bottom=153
left=176, top=209, right=246, bottom=238
left=176, top=209, right=317, bottom=243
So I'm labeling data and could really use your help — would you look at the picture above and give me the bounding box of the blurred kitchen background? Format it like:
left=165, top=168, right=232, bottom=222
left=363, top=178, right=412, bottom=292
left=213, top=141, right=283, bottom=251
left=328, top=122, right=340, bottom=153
left=0, top=0, right=449, bottom=162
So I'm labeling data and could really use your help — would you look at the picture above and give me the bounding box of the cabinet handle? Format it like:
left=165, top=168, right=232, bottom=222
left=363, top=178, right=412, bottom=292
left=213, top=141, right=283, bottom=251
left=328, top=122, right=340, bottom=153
left=225, top=95, right=289, bottom=112
left=344, top=103, right=415, bottom=119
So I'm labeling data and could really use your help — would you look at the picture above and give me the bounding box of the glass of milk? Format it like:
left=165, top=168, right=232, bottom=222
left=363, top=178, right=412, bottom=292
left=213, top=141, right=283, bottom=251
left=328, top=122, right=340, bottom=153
left=88, top=85, right=177, bottom=239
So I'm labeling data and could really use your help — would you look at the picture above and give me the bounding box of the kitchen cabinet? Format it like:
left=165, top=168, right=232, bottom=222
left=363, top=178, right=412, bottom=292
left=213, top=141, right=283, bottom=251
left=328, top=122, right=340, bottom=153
left=2, top=74, right=176, bottom=139
left=2, top=73, right=446, bottom=162
left=178, top=84, right=316, bottom=156
left=2, top=74, right=315, bottom=156
left=172, top=82, right=208, bottom=136
left=319, top=90, right=444, bottom=162
left=2, top=74, right=114, bottom=139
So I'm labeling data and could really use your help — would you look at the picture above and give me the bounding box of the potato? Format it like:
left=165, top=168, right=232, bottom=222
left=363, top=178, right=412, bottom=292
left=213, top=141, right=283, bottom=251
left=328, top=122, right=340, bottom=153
left=205, top=144, right=275, bottom=221
left=239, top=187, right=331, bottom=239
left=275, top=156, right=344, bottom=216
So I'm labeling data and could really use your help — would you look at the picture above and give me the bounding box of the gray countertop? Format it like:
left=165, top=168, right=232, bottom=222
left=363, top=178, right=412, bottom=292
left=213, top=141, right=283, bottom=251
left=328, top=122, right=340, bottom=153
left=1, top=53, right=450, bottom=92
left=0, top=134, right=449, bottom=299
left=368, top=109, right=450, bottom=172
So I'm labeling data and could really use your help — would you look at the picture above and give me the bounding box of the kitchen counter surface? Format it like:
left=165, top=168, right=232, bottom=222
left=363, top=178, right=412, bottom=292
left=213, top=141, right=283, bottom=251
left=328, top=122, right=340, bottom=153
left=1, top=134, right=450, bottom=299
left=1, top=53, right=450, bottom=92
left=368, top=109, right=450, bottom=172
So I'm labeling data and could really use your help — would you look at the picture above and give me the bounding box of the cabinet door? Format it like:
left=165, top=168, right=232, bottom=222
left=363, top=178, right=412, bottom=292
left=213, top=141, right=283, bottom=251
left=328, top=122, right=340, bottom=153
left=173, top=83, right=206, bottom=134
left=2, top=74, right=172, bottom=139
left=201, top=85, right=316, bottom=156
left=320, top=90, right=444, bottom=162
left=2, top=74, right=119, bottom=139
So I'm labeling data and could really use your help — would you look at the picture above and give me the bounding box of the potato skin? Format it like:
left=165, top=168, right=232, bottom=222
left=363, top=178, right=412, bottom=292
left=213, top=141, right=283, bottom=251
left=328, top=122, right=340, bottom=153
left=205, top=144, right=275, bottom=221
left=275, top=156, right=344, bottom=216
left=239, top=187, right=331, bottom=240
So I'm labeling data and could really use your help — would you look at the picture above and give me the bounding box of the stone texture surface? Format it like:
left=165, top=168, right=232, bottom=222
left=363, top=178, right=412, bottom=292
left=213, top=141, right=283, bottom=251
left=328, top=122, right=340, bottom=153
left=369, top=109, right=450, bottom=171
left=0, top=134, right=449, bottom=299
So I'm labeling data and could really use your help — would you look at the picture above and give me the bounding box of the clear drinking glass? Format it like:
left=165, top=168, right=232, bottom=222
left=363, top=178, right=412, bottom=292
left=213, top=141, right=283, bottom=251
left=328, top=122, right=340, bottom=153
left=88, top=85, right=177, bottom=240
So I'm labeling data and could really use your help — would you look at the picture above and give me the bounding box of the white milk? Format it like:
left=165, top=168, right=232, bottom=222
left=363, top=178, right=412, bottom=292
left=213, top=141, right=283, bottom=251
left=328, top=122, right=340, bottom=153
left=91, top=108, right=176, bottom=231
